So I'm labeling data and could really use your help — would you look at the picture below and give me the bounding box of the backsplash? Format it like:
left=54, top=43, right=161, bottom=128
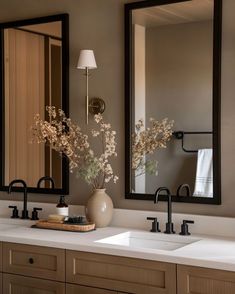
left=1, top=200, right=235, bottom=238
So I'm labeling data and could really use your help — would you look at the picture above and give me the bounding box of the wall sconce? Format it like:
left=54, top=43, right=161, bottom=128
left=77, top=49, right=105, bottom=124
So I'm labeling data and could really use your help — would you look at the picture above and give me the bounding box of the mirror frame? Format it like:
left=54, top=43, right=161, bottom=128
left=0, top=14, right=69, bottom=195
left=124, top=0, right=222, bottom=204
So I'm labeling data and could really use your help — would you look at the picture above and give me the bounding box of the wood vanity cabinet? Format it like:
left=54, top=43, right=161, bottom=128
left=1, top=242, right=65, bottom=294
left=66, top=283, right=118, bottom=294
left=2, top=242, right=65, bottom=281
left=66, top=250, right=177, bottom=294
left=0, top=242, right=2, bottom=294
left=177, top=265, right=235, bottom=294
left=0, top=273, right=2, bottom=294
left=3, top=274, right=65, bottom=294
left=0, top=242, right=235, bottom=294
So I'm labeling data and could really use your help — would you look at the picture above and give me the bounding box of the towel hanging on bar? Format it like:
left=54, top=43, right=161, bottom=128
left=193, top=149, right=213, bottom=198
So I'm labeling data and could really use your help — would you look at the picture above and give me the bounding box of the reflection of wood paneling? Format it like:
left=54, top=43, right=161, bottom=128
left=44, top=39, right=62, bottom=188
left=4, top=28, right=45, bottom=186
left=51, top=43, right=62, bottom=187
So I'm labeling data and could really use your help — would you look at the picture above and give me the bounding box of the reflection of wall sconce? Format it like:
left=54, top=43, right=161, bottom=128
left=77, top=49, right=105, bottom=124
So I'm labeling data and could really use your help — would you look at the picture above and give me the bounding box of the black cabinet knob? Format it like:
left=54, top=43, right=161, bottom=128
left=29, top=258, right=34, bottom=264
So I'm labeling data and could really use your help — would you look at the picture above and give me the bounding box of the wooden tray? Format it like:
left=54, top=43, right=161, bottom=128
left=32, top=220, right=95, bottom=232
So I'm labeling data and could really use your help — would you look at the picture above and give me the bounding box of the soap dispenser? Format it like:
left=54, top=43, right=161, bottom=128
left=56, top=196, right=69, bottom=216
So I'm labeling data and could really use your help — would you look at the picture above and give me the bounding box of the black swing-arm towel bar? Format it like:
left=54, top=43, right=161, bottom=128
left=173, top=131, right=213, bottom=153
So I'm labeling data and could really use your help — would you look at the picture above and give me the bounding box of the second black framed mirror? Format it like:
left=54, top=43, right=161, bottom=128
left=125, top=0, right=222, bottom=204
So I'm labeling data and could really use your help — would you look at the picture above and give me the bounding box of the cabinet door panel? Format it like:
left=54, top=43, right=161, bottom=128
left=66, top=250, right=176, bottom=294
left=66, top=283, right=116, bottom=294
left=3, top=273, right=65, bottom=294
left=177, top=265, right=235, bottom=294
left=3, top=242, right=65, bottom=281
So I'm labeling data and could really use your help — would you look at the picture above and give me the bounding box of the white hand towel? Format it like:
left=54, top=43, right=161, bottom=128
left=193, top=149, right=213, bottom=198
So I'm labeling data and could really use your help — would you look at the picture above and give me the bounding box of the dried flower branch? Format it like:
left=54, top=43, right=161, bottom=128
left=132, top=118, right=174, bottom=176
left=77, top=113, right=118, bottom=189
left=31, top=108, right=118, bottom=189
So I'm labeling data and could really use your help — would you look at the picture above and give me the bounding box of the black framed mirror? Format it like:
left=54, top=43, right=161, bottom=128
left=0, top=14, right=69, bottom=194
left=125, top=0, right=222, bottom=204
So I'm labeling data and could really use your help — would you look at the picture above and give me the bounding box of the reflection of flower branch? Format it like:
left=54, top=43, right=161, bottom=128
left=31, top=108, right=118, bottom=190
left=132, top=118, right=174, bottom=176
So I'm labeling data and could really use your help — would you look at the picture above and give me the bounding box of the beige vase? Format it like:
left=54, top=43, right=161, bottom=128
left=85, top=189, right=113, bottom=228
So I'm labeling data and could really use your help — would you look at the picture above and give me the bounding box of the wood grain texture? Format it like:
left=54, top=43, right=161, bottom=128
left=4, top=28, right=45, bottom=187
left=66, top=283, right=116, bottom=294
left=3, top=273, right=65, bottom=294
left=3, top=242, right=65, bottom=281
left=177, top=265, right=235, bottom=294
left=66, top=250, right=176, bottom=294
left=0, top=273, right=2, bottom=294
left=0, top=242, right=2, bottom=272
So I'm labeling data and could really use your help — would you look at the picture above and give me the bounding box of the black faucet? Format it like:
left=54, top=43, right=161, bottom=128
left=154, top=187, right=175, bottom=234
left=37, top=176, right=55, bottom=189
left=8, top=179, right=29, bottom=219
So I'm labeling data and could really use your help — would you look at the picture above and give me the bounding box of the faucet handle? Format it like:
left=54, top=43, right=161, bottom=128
left=31, top=208, right=42, bottom=221
left=179, top=220, right=194, bottom=235
left=147, top=217, right=161, bottom=233
left=8, top=206, right=19, bottom=218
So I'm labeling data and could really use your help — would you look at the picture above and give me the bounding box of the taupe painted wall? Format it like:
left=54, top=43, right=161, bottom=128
left=0, top=0, right=235, bottom=217
left=145, top=21, right=213, bottom=195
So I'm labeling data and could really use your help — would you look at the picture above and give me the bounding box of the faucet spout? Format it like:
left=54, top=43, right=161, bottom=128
left=37, top=176, right=55, bottom=189
left=154, top=187, right=175, bottom=234
left=8, top=179, right=29, bottom=219
left=177, top=184, right=191, bottom=197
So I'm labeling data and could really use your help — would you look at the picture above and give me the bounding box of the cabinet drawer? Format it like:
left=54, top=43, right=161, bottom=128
left=3, top=273, right=65, bottom=294
left=66, top=250, right=176, bottom=294
left=66, top=283, right=116, bottom=294
left=177, top=265, right=235, bottom=294
left=3, top=242, right=65, bottom=281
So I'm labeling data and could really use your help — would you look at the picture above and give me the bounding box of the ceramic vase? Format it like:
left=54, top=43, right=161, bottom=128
left=85, top=188, right=113, bottom=228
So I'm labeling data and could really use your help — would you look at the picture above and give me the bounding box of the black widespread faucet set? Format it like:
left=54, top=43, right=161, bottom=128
left=8, top=179, right=193, bottom=234
left=8, top=177, right=55, bottom=220
left=147, top=187, right=194, bottom=236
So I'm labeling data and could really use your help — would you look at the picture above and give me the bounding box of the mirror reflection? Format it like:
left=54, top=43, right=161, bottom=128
left=2, top=18, right=66, bottom=190
left=130, top=0, right=214, bottom=198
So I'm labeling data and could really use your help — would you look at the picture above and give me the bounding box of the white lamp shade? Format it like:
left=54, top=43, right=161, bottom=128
left=77, top=49, right=97, bottom=69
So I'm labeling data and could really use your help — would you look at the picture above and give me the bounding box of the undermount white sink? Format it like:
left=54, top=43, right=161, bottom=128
left=96, top=231, right=200, bottom=251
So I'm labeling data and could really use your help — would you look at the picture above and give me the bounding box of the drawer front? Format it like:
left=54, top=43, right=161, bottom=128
left=3, top=242, right=65, bottom=281
left=3, top=273, right=65, bottom=294
left=66, top=250, right=176, bottom=294
left=66, top=283, right=116, bottom=294
left=177, top=265, right=235, bottom=294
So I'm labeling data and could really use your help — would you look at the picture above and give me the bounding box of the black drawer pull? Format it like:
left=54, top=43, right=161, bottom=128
left=29, top=258, right=34, bottom=264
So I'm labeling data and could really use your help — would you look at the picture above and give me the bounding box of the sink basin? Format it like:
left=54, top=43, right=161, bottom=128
left=96, top=231, right=200, bottom=251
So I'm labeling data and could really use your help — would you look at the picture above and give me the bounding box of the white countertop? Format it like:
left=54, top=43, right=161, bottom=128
left=1, top=217, right=235, bottom=272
